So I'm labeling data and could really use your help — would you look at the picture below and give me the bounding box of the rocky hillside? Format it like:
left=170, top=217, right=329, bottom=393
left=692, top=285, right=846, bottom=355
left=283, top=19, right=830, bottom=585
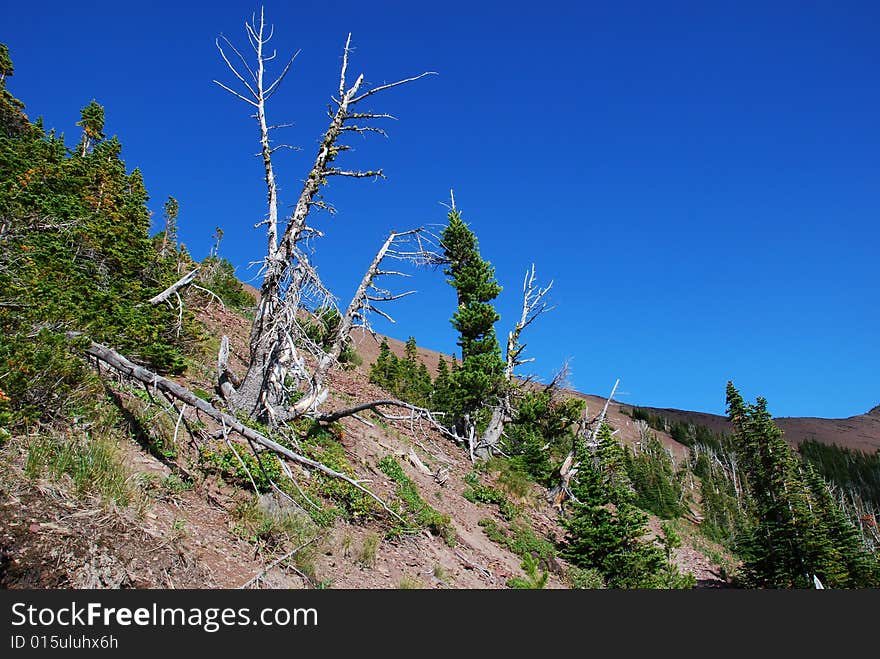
left=0, top=304, right=730, bottom=590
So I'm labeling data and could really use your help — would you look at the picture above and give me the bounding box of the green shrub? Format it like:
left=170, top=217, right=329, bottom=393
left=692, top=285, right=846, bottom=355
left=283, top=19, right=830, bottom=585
left=230, top=496, right=317, bottom=573
left=378, top=455, right=454, bottom=543
left=507, top=552, right=548, bottom=589
left=398, top=574, right=424, bottom=589
left=478, top=517, right=556, bottom=565
left=199, top=443, right=282, bottom=492
left=462, top=477, right=519, bottom=522
left=567, top=566, right=606, bottom=589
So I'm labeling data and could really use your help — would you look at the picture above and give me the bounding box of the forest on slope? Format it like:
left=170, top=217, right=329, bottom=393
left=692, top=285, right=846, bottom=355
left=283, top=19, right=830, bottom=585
left=1, top=26, right=878, bottom=590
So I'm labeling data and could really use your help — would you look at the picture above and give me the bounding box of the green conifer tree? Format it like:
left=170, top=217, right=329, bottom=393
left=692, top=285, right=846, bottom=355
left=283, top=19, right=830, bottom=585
left=76, top=99, right=105, bottom=156
left=0, top=66, right=191, bottom=427
left=158, top=195, right=179, bottom=258
left=0, top=43, right=27, bottom=136
left=432, top=357, right=451, bottom=412
left=439, top=207, right=504, bottom=431
left=369, top=339, right=400, bottom=393
left=561, top=424, right=673, bottom=588
left=726, top=382, right=879, bottom=588
left=0, top=43, right=13, bottom=84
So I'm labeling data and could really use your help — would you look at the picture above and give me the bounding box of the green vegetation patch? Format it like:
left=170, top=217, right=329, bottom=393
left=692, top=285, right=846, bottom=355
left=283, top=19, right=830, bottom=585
left=377, top=455, right=454, bottom=544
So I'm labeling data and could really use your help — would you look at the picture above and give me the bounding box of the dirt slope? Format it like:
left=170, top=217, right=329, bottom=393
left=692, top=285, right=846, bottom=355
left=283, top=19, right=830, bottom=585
left=1, top=304, right=730, bottom=590
left=629, top=404, right=880, bottom=454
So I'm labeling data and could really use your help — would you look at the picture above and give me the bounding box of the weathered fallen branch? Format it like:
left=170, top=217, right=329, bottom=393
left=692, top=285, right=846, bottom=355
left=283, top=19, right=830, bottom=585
left=239, top=536, right=319, bottom=590
left=148, top=268, right=200, bottom=305
left=318, top=398, right=464, bottom=445
left=81, top=339, right=405, bottom=524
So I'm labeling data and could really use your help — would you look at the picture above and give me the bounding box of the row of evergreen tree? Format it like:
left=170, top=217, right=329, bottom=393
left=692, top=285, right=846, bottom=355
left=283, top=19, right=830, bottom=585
left=0, top=44, right=252, bottom=430
left=363, top=201, right=880, bottom=588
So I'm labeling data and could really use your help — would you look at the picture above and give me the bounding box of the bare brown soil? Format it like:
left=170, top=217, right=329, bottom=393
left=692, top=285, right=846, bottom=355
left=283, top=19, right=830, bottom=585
left=1, top=303, right=732, bottom=590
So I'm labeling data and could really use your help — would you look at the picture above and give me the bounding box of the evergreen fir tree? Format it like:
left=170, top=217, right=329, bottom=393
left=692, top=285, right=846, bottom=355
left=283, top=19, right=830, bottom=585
left=727, top=383, right=814, bottom=587
left=623, top=434, right=687, bottom=519
left=801, top=464, right=880, bottom=587
left=0, top=43, right=27, bottom=137
left=415, top=361, right=432, bottom=407
left=726, top=382, right=880, bottom=588
left=561, top=424, right=673, bottom=588
left=369, top=338, right=400, bottom=393
left=0, top=60, right=191, bottom=426
left=158, top=195, right=179, bottom=258
left=432, top=356, right=451, bottom=412
left=76, top=99, right=105, bottom=156
left=0, top=43, right=13, bottom=84
left=439, top=207, right=504, bottom=430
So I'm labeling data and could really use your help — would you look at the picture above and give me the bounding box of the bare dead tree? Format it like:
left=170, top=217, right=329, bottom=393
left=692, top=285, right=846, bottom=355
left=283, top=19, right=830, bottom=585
left=212, top=9, right=435, bottom=422
left=283, top=228, right=438, bottom=420
left=548, top=377, right=620, bottom=508
left=63, top=12, right=442, bottom=533
left=474, top=264, right=554, bottom=459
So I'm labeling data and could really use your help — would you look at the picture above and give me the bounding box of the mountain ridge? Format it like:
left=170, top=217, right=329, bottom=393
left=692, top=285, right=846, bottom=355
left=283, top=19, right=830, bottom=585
left=347, top=327, right=880, bottom=455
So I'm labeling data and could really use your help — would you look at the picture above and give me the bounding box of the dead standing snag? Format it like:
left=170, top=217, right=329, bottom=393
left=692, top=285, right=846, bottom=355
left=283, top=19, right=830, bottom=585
left=213, top=9, right=435, bottom=423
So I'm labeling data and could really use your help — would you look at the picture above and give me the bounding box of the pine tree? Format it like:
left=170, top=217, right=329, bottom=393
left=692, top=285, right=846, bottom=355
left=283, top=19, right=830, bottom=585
left=727, top=383, right=814, bottom=587
left=76, top=99, right=105, bottom=156
left=439, top=207, right=504, bottom=430
left=0, top=43, right=27, bottom=136
left=415, top=362, right=432, bottom=407
left=369, top=339, right=400, bottom=393
left=0, top=43, right=13, bottom=84
left=368, top=336, right=432, bottom=407
left=561, top=424, right=673, bottom=588
left=623, top=434, right=686, bottom=519
left=0, top=69, right=191, bottom=426
left=725, top=382, right=879, bottom=588
left=158, top=195, right=179, bottom=258
left=801, top=464, right=880, bottom=587
left=432, top=357, right=451, bottom=412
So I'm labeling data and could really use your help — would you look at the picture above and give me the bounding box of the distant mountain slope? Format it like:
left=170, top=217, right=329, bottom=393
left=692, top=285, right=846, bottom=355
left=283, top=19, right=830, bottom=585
left=348, top=328, right=880, bottom=455
left=590, top=403, right=880, bottom=454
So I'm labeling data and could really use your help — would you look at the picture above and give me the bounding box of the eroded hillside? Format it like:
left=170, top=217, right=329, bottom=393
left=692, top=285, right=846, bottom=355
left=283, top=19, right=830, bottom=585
left=0, top=304, right=729, bottom=590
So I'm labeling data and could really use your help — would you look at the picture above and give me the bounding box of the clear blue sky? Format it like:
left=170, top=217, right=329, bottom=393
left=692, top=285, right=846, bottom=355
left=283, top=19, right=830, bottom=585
left=4, top=1, right=878, bottom=418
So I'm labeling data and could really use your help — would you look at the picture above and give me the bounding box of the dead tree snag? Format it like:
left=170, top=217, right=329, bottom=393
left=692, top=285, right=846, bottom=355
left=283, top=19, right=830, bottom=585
left=213, top=9, right=435, bottom=422
left=474, top=264, right=554, bottom=459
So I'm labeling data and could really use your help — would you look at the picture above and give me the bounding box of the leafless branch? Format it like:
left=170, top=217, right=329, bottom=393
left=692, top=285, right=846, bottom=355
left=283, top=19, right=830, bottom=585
left=350, top=72, right=438, bottom=104
left=215, top=16, right=434, bottom=422
left=322, top=168, right=385, bottom=179
left=148, top=268, right=199, bottom=305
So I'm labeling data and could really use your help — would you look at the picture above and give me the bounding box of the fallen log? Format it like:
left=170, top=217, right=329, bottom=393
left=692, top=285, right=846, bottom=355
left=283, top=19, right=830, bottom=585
left=82, top=339, right=405, bottom=524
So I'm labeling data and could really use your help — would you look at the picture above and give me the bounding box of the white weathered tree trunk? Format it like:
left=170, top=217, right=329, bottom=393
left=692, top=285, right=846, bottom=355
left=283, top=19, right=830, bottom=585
left=474, top=264, right=554, bottom=459
left=213, top=13, right=434, bottom=422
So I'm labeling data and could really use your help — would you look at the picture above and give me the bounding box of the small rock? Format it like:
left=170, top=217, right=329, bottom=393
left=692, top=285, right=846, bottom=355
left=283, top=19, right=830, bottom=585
left=28, top=523, right=41, bottom=533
